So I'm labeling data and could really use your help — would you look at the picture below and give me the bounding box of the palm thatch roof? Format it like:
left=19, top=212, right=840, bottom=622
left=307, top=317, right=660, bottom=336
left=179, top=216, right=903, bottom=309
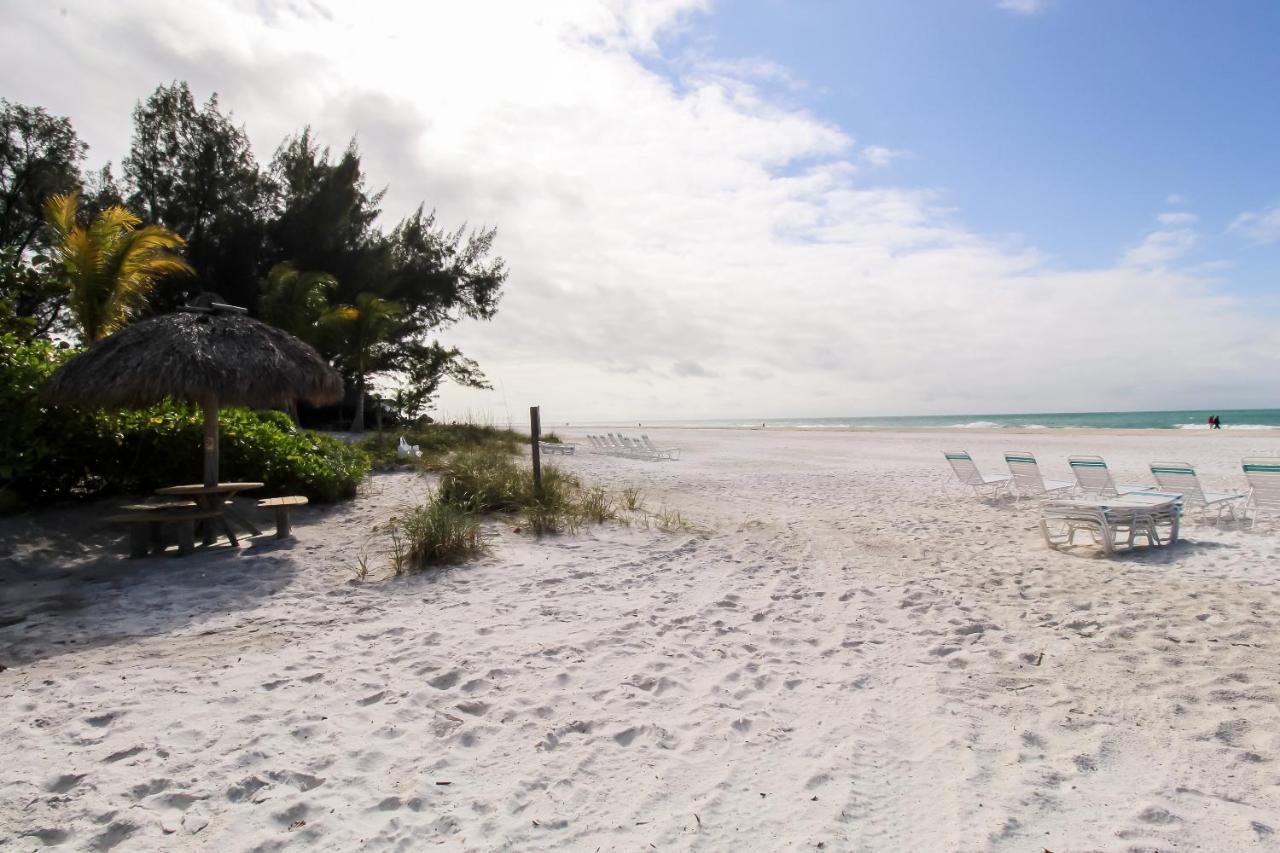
left=45, top=307, right=344, bottom=409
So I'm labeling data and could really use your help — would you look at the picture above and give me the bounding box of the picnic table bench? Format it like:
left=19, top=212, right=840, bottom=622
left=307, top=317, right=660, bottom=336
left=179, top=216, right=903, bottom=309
left=107, top=508, right=224, bottom=558
left=155, top=482, right=264, bottom=545
left=257, top=496, right=308, bottom=538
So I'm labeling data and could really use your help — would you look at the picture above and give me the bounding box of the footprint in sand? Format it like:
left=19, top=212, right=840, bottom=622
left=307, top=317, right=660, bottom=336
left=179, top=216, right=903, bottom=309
left=47, top=773, right=87, bottom=794
left=103, top=745, right=144, bottom=763
left=429, top=670, right=461, bottom=690
left=1138, top=806, right=1182, bottom=825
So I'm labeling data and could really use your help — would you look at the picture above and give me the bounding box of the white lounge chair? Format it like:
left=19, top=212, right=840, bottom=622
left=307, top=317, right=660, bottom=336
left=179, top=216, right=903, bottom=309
left=641, top=435, right=680, bottom=460
left=622, top=435, right=657, bottom=460
left=1148, top=461, right=1242, bottom=522
left=1040, top=495, right=1180, bottom=555
left=538, top=440, right=576, bottom=456
left=1241, top=458, right=1280, bottom=528
left=943, top=451, right=1012, bottom=498
left=1003, top=451, right=1074, bottom=501
left=1067, top=455, right=1152, bottom=497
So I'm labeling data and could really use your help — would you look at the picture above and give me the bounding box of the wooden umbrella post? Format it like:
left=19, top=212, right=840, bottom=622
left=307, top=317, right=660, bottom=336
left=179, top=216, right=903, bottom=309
left=530, top=405, right=542, bottom=496
left=202, top=395, right=219, bottom=487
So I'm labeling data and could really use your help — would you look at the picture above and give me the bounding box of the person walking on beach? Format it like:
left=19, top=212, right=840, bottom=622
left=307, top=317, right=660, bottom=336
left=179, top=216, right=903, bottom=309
left=1213, top=415, right=1223, bottom=429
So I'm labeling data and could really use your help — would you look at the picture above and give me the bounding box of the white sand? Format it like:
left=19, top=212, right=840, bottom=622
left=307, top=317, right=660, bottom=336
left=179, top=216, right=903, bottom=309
left=3, top=427, right=1280, bottom=851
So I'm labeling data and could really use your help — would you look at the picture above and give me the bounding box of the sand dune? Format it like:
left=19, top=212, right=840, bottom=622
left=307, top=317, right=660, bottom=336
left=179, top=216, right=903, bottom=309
left=2, top=428, right=1279, bottom=850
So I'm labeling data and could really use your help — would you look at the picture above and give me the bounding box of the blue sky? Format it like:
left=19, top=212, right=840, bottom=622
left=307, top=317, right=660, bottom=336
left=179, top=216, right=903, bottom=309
left=681, top=1, right=1280, bottom=287
left=3, top=1, right=1279, bottom=419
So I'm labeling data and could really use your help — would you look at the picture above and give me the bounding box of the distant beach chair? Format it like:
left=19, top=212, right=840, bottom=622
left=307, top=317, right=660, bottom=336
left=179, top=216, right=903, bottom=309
left=943, top=451, right=1012, bottom=498
left=1149, top=461, right=1242, bottom=522
left=539, top=440, right=575, bottom=456
left=642, top=435, right=680, bottom=460
left=1003, top=451, right=1074, bottom=501
left=623, top=435, right=657, bottom=460
left=1067, top=455, right=1152, bottom=497
left=1241, top=458, right=1280, bottom=528
left=1040, top=496, right=1179, bottom=555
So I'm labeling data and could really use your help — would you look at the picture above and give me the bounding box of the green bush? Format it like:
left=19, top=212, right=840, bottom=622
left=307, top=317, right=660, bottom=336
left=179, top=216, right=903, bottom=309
left=361, top=422, right=523, bottom=469
left=1, top=335, right=369, bottom=507
left=0, top=334, right=75, bottom=495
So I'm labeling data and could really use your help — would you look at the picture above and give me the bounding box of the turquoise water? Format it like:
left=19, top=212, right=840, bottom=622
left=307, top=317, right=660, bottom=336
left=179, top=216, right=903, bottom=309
left=648, top=409, right=1280, bottom=431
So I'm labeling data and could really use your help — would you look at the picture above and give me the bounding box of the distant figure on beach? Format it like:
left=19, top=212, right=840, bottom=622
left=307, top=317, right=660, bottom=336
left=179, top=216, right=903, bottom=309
left=1213, top=415, right=1222, bottom=429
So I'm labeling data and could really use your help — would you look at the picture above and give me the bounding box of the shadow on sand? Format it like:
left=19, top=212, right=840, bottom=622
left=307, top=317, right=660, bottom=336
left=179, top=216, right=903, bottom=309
left=0, top=497, right=304, bottom=669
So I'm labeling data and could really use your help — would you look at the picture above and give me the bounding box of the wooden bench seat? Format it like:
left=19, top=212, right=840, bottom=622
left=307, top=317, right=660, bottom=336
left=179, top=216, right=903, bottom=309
left=107, top=508, right=223, bottom=558
left=257, top=496, right=309, bottom=538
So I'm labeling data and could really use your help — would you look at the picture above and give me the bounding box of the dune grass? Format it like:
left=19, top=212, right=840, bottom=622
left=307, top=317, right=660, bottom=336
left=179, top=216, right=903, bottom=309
left=391, top=498, right=487, bottom=570
left=387, top=441, right=691, bottom=574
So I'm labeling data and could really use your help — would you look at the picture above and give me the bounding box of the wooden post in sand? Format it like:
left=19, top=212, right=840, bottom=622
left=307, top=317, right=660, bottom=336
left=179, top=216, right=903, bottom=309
left=530, top=405, right=542, bottom=495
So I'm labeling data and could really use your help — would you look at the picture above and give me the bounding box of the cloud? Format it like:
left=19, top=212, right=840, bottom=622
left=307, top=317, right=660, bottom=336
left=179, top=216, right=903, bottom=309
left=1166, top=193, right=1188, bottom=206
left=0, top=0, right=1270, bottom=420
left=1229, top=205, right=1280, bottom=245
left=672, top=360, right=715, bottom=378
left=995, top=0, right=1051, bottom=14
left=860, top=145, right=905, bottom=168
left=1122, top=212, right=1199, bottom=268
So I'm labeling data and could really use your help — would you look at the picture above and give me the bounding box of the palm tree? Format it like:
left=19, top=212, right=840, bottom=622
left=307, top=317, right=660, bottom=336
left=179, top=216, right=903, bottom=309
left=321, top=292, right=403, bottom=432
left=43, top=193, right=192, bottom=342
left=259, top=262, right=336, bottom=346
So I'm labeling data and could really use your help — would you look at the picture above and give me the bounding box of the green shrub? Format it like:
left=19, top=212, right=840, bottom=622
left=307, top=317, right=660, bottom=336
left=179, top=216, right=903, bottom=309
left=0, top=334, right=75, bottom=493
left=0, top=335, right=369, bottom=507
left=361, top=423, right=523, bottom=469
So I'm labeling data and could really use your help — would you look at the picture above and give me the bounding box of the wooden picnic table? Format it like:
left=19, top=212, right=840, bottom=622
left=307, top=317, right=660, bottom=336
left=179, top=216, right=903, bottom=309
left=155, top=482, right=265, bottom=546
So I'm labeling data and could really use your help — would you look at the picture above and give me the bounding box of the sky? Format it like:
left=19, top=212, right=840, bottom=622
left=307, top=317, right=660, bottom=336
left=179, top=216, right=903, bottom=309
left=2, top=0, right=1278, bottom=422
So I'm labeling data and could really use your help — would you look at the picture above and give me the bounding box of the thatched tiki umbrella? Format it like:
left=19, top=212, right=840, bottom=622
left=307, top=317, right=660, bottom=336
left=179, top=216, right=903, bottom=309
left=46, top=302, right=344, bottom=487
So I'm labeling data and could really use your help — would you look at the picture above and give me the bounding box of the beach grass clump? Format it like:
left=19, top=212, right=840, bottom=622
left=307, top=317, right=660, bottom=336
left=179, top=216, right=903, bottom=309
left=620, top=486, right=645, bottom=512
left=392, top=497, right=487, bottom=569
left=381, top=442, right=693, bottom=575
left=438, top=445, right=527, bottom=511
left=574, top=485, right=616, bottom=525
left=653, top=504, right=694, bottom=532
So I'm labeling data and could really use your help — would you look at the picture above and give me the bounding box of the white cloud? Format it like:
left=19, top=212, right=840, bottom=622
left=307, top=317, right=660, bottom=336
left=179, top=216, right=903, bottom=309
left=1230, top=205, right=1280, bottom=245
left=995, top=0, right=1051, bottom=14
left=860, top=145, right=905, bottom=168
left=1122, top=211, right=1199, bottom=268
left=1, top=0, right=1271, bottom=420
left=1166, top=192, right=1188, bottom=206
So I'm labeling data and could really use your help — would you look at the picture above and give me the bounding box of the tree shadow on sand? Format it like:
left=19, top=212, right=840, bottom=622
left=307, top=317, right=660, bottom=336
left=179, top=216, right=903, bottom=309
left=0, top=497, right=303, bottom=669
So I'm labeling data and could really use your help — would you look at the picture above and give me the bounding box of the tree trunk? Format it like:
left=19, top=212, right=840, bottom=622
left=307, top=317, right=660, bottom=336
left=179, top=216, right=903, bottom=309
left=202, top=395, right=220, bottom=487
left=349, top=374, right=366, bottom=433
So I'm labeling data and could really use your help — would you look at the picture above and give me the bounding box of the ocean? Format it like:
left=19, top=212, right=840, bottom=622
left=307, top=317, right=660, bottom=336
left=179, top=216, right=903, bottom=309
left=639, top=409, right=1280, bottom=431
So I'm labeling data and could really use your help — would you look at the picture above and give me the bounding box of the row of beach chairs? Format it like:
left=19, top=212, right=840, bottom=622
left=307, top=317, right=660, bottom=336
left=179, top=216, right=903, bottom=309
left=587, top=433, right=681, bottom=461
left=944, top=450, right=1280, bottom=528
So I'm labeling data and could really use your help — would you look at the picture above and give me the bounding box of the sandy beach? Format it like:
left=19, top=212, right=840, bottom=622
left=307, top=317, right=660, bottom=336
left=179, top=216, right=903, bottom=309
left=3, top=426, right=1280, bottom=851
